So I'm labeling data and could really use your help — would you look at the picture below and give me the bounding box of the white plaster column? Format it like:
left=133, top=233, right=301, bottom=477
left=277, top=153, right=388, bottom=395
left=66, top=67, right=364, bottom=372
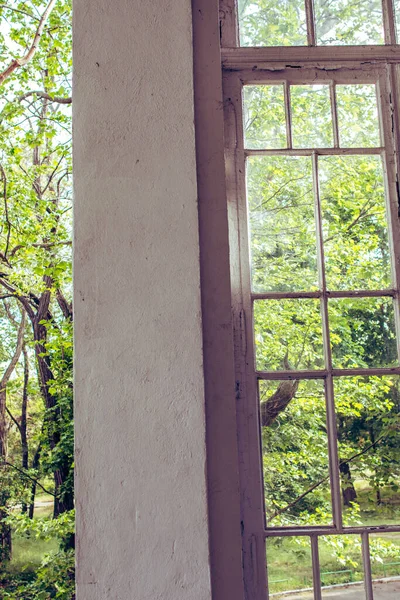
left=73, top=1, right=211, bottom=598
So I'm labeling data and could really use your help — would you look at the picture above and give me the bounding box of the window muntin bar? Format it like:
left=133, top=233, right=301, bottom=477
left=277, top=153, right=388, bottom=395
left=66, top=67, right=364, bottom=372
left=252, top=289, right=397, bottom=299
left=284, top=81, right=293, bottom=149
left=305, top=0, right=316, bottom=46
left=222, top=45, right=400, bottom=69
left=311, top=535, right=322, bottom=600
left=246, top=147, right=385, bottom=156
left=257, top=366, right=400, bottom=379
left=330, top=84, right=339, bottom=148
left=264, top=525, right=400, bottom=536
left=383, top=0, right=397, bottom=43
left=362, top=532, right=374, bottom=600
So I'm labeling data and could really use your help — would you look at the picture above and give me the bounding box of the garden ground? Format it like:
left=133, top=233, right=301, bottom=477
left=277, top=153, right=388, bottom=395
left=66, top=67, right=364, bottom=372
left=274, top=579, right=400, bottom=599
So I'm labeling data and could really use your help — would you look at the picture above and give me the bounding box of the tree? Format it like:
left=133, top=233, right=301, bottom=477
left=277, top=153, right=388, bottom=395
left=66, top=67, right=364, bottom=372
left=0, top=0, right=73, bottom=594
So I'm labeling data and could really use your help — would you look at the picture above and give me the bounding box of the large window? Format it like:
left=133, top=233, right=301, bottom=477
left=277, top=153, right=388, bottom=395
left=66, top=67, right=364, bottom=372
left=222, top=1, right=400, bottom=598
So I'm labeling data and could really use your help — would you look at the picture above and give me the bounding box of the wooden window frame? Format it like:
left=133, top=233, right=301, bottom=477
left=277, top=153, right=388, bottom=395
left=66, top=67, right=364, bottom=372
left=219, top=2, right=400, bottom=599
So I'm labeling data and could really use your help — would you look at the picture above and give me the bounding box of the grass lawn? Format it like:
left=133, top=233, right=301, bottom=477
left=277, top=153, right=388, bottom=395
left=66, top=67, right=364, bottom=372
left=1, top=493, right=59, bottom=581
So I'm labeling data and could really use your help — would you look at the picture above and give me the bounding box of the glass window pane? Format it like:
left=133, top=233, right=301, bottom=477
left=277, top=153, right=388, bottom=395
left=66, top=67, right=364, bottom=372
left=291, top=85, right=333, bottom=148
left=319, top=155, right=391, bottom=291
left=371, top=533, right=400, bottom=588
left=320, top=535, right=364, bottom=596
left=261, top=379, right=332, bottom=527
left=238, top=0, right=307, bottom=47
left=246, top=156, right=318, bottom=292
left=336, top=85, right=380, bottom=148
left=334, top=376, right=400, bottom=526
left=243, top=85, right=287, bottom=149
left=254, top=299, right=324, bottom=371
left=329, top=297, right=398, bottom=369
left=266, top=536, right=313, bottom=597
left=395, top=1, right=400, bottom=43
left=315, top=0, right=384, bottom=45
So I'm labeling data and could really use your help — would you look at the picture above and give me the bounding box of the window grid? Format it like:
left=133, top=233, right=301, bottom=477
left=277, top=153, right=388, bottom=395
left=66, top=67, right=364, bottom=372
left=248, top=70, right=400, bottom=534
left=223, top=60, right=400, bottom=599
left=221, top=0, right=398, bottom=48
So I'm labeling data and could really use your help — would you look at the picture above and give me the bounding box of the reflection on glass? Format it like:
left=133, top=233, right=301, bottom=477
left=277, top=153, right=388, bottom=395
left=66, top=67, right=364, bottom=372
left=261, top=379, right=332, bottom=527
left=291, top=85, right=333, bottom=148
left=320, top=535, right=364, bottom=596
left=238, top=0, right=307, bottom=47
left=246, top=156, right=318, bottom=292
left=319, top=155, right=391, bottom=290
left=329, top=297, right=398, bottom=369
left=336, top=85, right=380, bottom=148
left=266, top=537, right=313, bottom=597
left=371, top=533, right=400, bottom=585
left=243, top=85, right=287, bottom=149
left=254, top=299, right=324, bottom=371
left=314, top=0, right=384, bottom=45
left=334, top=377, right=400, bottom=526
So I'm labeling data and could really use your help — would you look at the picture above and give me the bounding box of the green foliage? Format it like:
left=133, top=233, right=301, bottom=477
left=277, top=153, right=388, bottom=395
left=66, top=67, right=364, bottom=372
left=7, top=509, right=74, bottom=542
left=238, top=0, right=385, bottom=47
left=0, top=0, right=73, bottom=595
left=2, top=549, right=75, bottom=600
left=240, top=17, right=400, bottom=585
left=2, top=513, right=74, bottom=599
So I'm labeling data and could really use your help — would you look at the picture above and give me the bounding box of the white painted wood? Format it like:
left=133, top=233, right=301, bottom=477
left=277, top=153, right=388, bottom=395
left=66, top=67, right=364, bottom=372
left=224, top=60, right=400, bottom=599
left=222, top=45, right=400, bottom=69
left=224, top=70, right=269, bottom=600
left=220, top=0, right=239, bottom=47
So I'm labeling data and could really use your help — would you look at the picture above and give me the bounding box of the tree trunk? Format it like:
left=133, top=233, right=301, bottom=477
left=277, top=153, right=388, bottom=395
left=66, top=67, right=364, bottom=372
left=0, top=309, right=25, bottom=561
left=340, top=461, right=357, bottom=506
left=368, top=427, right=382, bottom=506
left=21, top=344, right=29, bottom=513
left=33, top=312, right=73, bottom=517
left=28, top=442, right=41, bottom=519
left=260, top=379, right=299, bottom=427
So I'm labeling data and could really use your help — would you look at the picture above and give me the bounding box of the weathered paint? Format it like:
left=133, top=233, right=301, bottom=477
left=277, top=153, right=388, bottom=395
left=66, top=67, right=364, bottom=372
left=192, top=1, right=245, bottom=599
left=73, top=1, right=211, bottom=598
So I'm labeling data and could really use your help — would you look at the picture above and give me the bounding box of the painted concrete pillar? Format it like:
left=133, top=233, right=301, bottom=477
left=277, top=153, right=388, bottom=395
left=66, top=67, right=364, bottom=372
left=73, top=1, right=211, bottom=598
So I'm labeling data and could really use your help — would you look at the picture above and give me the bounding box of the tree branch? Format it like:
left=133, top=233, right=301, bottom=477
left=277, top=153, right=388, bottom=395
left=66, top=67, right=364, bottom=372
left=10, top=240, right=71, bottom=257
left=0, top=276, right=36, bottom=321
left=19, top=90, right=71, bottom=104
left=0, top=4, right=39, bottom=20
left=0, top=309, right=25, bottom=389
left=0, top=162, right=11, bottom=258
left=1, top=460, right=55, bottom=497
left=5, top=406, right=21, bottom=433
left=56, top=288, right=72, bottom=320
left=0, top=0, right=58, bottom=87
left=268, top=434, right=386, bottom=522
